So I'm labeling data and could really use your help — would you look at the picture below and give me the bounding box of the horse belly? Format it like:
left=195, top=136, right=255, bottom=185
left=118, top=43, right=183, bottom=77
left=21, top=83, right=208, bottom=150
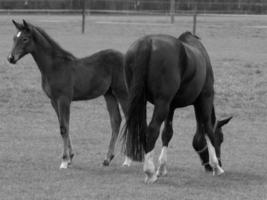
left=73, top=76, right=111, bottom=101
left=172, top=85, right=202, bottom=107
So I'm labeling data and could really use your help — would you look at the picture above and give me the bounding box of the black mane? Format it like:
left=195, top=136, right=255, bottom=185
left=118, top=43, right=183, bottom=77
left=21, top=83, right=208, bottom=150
left=32, top=24, right=76, bottom=61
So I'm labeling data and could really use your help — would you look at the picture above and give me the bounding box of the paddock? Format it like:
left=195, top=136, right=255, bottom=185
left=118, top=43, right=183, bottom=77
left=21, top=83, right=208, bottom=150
left=0, top=14, right=266, bottom=199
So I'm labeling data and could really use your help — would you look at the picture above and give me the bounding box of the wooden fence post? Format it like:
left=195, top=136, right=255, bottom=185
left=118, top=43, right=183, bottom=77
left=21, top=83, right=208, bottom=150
left=170, top=0, right=175, bottom=23
left=82, top=0, right=86, bottom=34
left=193, top=12, right=197, bottom=35
left=192, top=3, right=197, bottom=35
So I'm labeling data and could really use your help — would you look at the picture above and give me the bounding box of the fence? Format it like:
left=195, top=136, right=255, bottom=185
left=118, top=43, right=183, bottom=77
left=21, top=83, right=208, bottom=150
left=1, top=0, right=267, bottom=14
left=1, top=0, right=267, bottom=33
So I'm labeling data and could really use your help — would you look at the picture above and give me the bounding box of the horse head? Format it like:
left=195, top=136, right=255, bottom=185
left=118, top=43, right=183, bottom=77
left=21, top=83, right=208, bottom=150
left=214, top=116, right=233, bottom=165
left=8, top=20, right=35, bottom=64
left=194, top=116, right=232, bottom=172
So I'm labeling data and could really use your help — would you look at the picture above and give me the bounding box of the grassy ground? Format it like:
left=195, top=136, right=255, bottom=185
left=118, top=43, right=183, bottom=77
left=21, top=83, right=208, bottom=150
left=0, top=14, right=267, bottom=200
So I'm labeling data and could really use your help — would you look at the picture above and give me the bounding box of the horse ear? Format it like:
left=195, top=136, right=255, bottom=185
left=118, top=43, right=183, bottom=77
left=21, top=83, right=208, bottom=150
left=217, top=116, right=233, bottom=128
left=180, top=43, right=187, bottom=66
left=12, top=20, right=23, bottom=30
left=22, top=19, right=30, bottom=31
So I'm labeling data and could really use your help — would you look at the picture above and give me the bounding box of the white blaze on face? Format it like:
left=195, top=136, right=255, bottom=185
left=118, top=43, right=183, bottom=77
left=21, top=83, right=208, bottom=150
left=205, top=135, right=218, bottom=166
left=205, top=136, right=225, bottom=175
left=16, top=31, right=22, bottom=38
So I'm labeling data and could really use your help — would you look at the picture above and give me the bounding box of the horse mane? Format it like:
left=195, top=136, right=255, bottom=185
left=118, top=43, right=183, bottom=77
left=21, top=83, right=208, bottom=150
left=178, top=31, right=201, bottom=41
left=30, top=24, right=76, bottom=61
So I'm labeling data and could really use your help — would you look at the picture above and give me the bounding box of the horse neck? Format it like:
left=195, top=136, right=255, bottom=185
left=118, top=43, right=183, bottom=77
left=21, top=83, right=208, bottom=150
left=31, top=46, right=53, bottom=74
left=30, top=34, right=63, bottom=75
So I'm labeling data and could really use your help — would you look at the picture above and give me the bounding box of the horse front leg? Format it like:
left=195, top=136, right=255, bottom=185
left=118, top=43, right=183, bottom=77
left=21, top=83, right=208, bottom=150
left=52, top=97, right=72, bottom=169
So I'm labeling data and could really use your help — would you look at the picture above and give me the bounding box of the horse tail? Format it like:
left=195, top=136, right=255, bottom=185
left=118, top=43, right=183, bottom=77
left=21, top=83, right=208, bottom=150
left=122, top=38, right=152, bottom=162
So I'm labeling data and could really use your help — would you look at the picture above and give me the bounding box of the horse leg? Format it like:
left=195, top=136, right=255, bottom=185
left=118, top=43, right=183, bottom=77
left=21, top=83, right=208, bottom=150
left=194, top=99, right=224, bottom=175
left=144, top=101, right=169, bottom=184
left=103, top=91, right=122, bottom=166
left=192, top=118, right=213, bottom=172
left=52, top=99, right=74, bottom=163
left=116, top=97, right=132, bottom=167
left=156, top=108, right=175, bottom=177
left=52, top=97, right=72, bottom=169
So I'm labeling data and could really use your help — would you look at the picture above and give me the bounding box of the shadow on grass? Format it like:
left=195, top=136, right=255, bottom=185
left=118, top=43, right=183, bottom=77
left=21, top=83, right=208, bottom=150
left=71, top=162, right=142, bottom=176
left=155, top=167, right=267, bottom=189
left=40, top=157, right=267, bottom=189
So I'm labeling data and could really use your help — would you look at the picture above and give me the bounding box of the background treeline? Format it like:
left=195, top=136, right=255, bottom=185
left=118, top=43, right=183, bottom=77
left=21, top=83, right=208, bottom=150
left=1, top=0, right=266, bottom=14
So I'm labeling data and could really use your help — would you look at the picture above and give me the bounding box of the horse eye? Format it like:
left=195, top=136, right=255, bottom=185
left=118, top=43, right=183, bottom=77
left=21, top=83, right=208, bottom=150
left=22, top=38, right=29, bottom=43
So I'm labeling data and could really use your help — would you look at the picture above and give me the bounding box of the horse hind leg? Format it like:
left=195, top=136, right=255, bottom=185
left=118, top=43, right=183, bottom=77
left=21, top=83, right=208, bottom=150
left=115, top=94, right=133, bottom=167
left=144, top=101, right=170, bottom=184
left=103, top=91, right=122, bottom=166
left=156, top=108, right=175, bottom=177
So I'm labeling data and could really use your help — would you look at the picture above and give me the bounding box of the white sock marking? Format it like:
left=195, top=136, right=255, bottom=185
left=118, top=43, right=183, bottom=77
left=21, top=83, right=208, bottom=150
left=156, top=147, right=168, bottom=177
left=59, top=161, right=69, bottom=169
left=144, top=150, right=155, bottom=173
left=122, top=156, right=132, bottom=167
left=158, top=147, right=167, bottom=165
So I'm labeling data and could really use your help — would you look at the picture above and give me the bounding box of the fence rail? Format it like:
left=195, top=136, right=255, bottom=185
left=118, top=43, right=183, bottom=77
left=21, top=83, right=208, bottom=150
left=0, top=0, right=267, bottom=14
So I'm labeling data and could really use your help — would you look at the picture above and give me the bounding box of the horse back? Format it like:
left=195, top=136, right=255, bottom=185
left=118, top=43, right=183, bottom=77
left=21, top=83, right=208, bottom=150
left=125, top=34, right=213, bottom=107
left=72, top=49, right=124, bottom=100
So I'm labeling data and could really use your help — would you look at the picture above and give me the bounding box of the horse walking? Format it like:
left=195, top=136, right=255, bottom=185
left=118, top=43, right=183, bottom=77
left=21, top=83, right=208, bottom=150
left=122, top=32, right=232, bottom=183
left=8, top=20, right=129, bottom=169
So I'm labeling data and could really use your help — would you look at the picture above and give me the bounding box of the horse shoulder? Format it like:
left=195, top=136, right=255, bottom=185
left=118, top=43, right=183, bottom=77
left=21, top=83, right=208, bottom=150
left=41, top=75, right=52, bottom=98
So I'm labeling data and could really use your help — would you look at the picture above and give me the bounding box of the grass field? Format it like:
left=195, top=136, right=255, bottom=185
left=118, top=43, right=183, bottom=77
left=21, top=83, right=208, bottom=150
left=0, top=14, right=267, bottom=200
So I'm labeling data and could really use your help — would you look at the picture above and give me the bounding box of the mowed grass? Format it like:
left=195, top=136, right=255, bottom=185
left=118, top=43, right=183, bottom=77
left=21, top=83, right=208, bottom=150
left=0, top=14, right=267, bottom=200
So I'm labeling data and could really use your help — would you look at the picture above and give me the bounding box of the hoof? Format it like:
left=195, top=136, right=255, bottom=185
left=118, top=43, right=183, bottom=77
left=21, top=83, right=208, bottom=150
left=156, top=164, right=168, bottom=177
left=102, top=155, right=114, bottom=167
left=213, top=165, right=224, bottom=176
left=144, top=172, right=158, bottom=184
left=122, top=157, right=132, bottom=167
left=103, top=159, right=110, bottom=166
left=122, top=163, right=131, bottom=167
left=59, top=161, right=69, bottom=169
left=204, top=164, right=213, bottom=173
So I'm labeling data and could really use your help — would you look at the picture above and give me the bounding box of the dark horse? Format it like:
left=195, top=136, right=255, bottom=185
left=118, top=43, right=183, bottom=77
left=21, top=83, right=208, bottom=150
left=122, top=32, right=232, bottom=183
left=8, top=20, right=129, bottom=169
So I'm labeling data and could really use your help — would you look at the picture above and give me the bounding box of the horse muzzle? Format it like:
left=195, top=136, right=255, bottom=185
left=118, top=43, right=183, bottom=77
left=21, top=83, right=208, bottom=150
left=7, top=54, right=17, bottom=64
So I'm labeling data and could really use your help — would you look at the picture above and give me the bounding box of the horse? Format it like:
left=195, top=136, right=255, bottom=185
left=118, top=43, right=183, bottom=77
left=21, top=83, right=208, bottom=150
left=122, top=32, right=232, bottom=183
left=8, top=20, right=130, bottom=169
